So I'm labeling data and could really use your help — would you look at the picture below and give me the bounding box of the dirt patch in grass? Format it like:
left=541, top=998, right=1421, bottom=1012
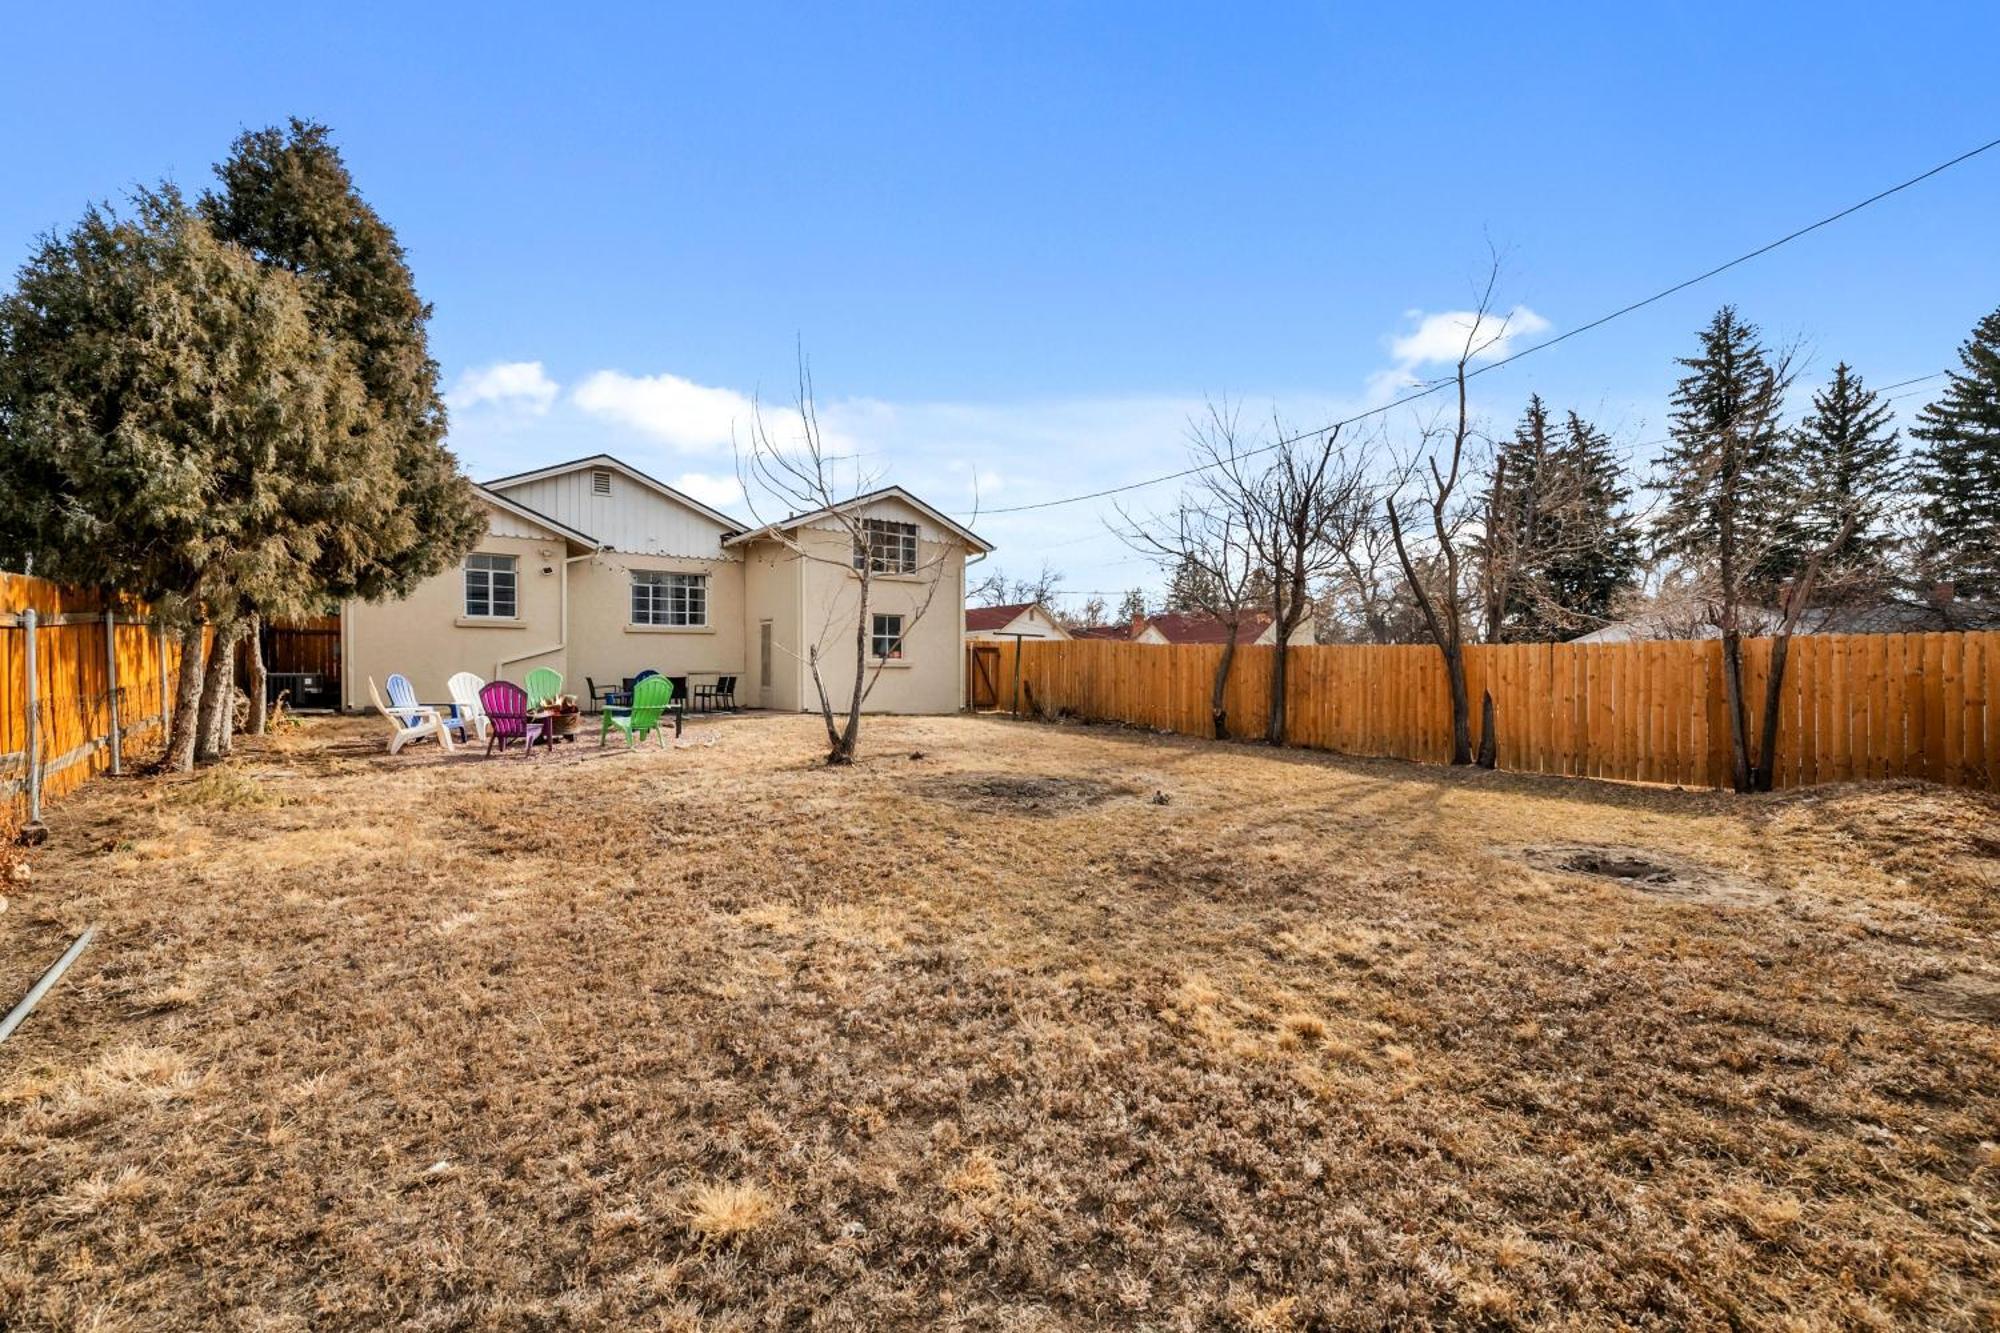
left=1, top=712, right=1996, bottom=1329
left=923, top=770, right=1141, bottom=814
left=1522, top=842, right=1776, bottom=907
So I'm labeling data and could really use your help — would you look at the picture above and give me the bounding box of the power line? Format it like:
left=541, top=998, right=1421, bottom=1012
left=970, top=137, right=2000, bottom=519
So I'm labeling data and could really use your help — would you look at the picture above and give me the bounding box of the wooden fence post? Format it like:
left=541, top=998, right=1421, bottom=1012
left=103, top=608, right=122, bottom=776
left=22, top=607, right=42, bottom=833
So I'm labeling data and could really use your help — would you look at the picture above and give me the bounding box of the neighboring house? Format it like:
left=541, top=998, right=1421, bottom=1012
left=964, top=601, right=1073, bottom=642
left=1130, top=611, right=1315, bottom=647
left=1069, top=622, right=1134, bottom=641
left=342, top=455, right=992, bottom=716
left=1575, top=590, right=1999, bottom=643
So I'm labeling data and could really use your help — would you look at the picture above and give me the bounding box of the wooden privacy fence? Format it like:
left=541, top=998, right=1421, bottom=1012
left=982, top=633, right=2000, bottom=792
left=0, top=573, right=192, bottom=824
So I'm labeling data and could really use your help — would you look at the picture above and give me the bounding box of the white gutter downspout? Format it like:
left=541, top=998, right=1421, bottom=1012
left=495, top=545, right=601, bottom=683
left=959, top=549, right=987, bottom=713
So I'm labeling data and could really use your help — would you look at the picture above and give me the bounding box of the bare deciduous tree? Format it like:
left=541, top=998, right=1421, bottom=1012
left=1114, top=402, right=1262, bottom=737
left=736, top=358, right=962, bottom=766
left=1384, top=272, right=1506, bottom=766
left=1119, top=400, right=1370, bottom=743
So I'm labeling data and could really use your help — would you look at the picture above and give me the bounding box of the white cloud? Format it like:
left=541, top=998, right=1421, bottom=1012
left=670, top=470, right=745, bottom=510
left=1387, top=305, right=1551, bottom=369
left=450, top=361, right=558, bottom=415
left=571, top=369, right=760, bottom=454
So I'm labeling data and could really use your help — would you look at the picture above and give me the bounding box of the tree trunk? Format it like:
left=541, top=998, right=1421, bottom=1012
left=1721, top=629, right=1753, bottom=793
left=1476, top=689, right=1497, bottom=768
left=1442, top=641, right=1472, bottom=765
left=163, top=624, right=207, bottom=773
left=1209, top=637, right=1237, bottom=739
left=1266, top=636, right=1289, bottom=745
left=246, top=614, right=268, bottom=735
left=1750, top=633, right=1792, bottom=792
left=196, top=621, right=243, bottom=762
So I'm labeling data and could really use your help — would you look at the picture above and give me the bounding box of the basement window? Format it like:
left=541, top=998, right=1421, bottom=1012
left=463, top=553, right=518, bottom=619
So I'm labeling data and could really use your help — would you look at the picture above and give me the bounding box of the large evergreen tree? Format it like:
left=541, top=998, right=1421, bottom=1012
left=1910, top=304, right=2000, bottom=597
left=0, top=185, right=338, bottom=767
left=1479, top=397, right=1638, bottom=641
left=202, top=119, right=484, bottom=604
left=1540, top=410, right=1641, bottom=635
left=1776, top=362, right=1901, bottom=584
left=1650, top=306, right=1789, bottom=588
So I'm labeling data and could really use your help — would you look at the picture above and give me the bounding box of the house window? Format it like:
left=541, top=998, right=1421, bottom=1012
left=464, top=553, right=518, bottom=618
left=871, top=613, right=905, bottom=660
left=631, top=571, right=708, bottom=627
left=591, top=468, right=612, bottom=495
left=854, top=518, right=919, bottom=574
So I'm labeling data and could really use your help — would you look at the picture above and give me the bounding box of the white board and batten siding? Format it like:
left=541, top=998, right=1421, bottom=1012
left=493, top=467, right=736, bottom=559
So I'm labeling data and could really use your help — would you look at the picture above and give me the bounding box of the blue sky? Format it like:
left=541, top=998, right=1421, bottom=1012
left=4, top=3, right=1997, bottom=604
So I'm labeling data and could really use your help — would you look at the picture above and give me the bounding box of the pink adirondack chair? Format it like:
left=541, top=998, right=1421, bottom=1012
left=478, top=679, right=547, bottom=758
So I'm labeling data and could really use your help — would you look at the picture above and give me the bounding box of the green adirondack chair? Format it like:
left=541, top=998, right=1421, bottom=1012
left=523, top=667, right=564, bottom=709
left=601, top=674, right=674, bottom=748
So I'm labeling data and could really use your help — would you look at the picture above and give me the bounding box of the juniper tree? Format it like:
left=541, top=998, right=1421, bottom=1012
left=203, top=119, right=485, bottom=610
left=0, top=186, right=337, bottom=769
left=1911, top=305, right=2000, bottom=598
left=1777, top=362, right=1901, bottom=586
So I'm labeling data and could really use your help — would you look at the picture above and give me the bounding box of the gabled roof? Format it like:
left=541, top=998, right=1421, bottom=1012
left=966, top=601, right=1037, bottom=632
left=965, top=600, right=1070, bottom=634
left=1140, top=611, right=1275, bottom=645
left=483, top=454, right=748, bottom=533
left=721, top=485, right=994, bottom=553
left=470, top=484, right=601, bottom=551
left=1071, top=623, right=1134, bottom=641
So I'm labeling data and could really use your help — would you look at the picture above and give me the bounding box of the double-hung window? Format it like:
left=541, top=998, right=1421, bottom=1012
left=631, top=571, right=708, bottom=627
left=871, top=613, right=905, bottom=660
left=463, top=553, right=518, bottom=619
left=854, top=518, right=919, bottom=574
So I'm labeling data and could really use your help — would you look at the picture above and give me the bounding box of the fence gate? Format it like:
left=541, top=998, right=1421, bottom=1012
left=967, top=644, right=1000, bottom=709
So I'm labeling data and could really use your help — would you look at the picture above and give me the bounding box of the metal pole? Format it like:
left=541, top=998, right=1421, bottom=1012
left=103, top=608, right=122, bottom=776
left=22, top=607, right=41, bottom=831
left=157, top=623, right=169, bottom=735
left=0, top=924, right=98, bottom=1045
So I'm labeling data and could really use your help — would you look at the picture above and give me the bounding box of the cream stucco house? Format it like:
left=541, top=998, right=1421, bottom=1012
left=342, top=455, right=992, bottom=716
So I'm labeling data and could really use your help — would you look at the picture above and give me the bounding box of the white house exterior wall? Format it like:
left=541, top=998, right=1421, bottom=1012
left=495, top=468, right=733, bottom=559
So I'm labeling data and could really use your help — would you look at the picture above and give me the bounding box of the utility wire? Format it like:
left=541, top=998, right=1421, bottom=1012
left=970, top=138, right=2000, bottom=519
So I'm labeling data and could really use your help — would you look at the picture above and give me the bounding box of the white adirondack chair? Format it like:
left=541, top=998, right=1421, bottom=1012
left=367, top=676, right=455, bottom=755
left=445, top=671, right=490, bottom=743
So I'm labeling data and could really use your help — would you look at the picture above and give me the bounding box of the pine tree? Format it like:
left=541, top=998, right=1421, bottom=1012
left=1650, top=306, right=1789, bottom=589
left=1164, top=557, right=1220, bottom=612
left=1911, top=305, right=2000, bottom=598
left=1650, top=307, right=1795, bottom=792
left=1540, top=411, right=1641, bottom=635
left=1778, top=362, right=1902, bottom=584
left=1479, top=398, right=1639, bottom=641
left=1115, top=588, right=1148, bottom=622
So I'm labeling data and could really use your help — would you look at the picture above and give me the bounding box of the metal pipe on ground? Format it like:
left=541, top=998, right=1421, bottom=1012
left=0, top=924, right=98, bottom=1045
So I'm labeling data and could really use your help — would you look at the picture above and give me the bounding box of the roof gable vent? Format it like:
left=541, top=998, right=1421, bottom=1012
left=591, top=468, right=612, bottom=495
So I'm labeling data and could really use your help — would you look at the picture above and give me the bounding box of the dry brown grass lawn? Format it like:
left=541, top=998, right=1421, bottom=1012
left=1, top=711, right=1996, bottom=1330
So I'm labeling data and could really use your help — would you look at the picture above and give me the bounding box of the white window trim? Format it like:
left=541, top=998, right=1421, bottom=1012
left=463, top=553, right=519, bottom=620
left=629, top=570, right=709, bottom=629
